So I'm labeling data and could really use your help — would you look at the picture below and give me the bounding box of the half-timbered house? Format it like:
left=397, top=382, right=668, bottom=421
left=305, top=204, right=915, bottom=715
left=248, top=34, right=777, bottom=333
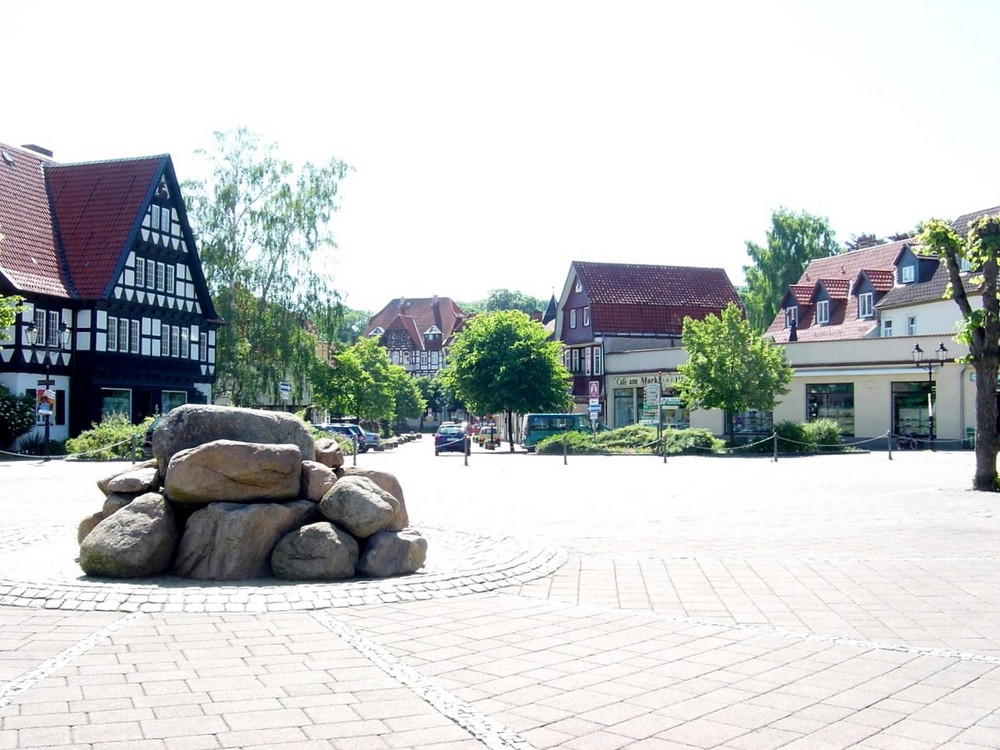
left=0, top=142, right=221, bottom=446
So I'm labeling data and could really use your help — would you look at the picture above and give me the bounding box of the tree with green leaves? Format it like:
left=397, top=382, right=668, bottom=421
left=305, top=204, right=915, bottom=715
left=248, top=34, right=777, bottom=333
left=440, top=310, right=571, bottom=451
left=675, top=302, right=792, bottom=441
left=389, top=366, right=426, bottom=430
left=918, top=213, right=1000, bottom=491
left=184, top=127, right=351, bottom=406
left=485, top=289, right=545, bottom=316
left=0, top=384, right=35, bottom=449
left=742, top=209, right=840, bottom=333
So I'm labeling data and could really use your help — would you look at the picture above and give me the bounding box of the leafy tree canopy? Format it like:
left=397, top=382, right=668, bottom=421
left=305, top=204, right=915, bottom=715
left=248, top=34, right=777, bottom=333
left=742, top=208, right=840, bottom=333
left=184, top=127, right=351, bottom=406
left=918, top=213, right=1000, bottom=491
left=440, top=310, right=571, bottom=449
left=675, top=303, right=792, bottom=436
left=0, top=294, right=24, bottom=339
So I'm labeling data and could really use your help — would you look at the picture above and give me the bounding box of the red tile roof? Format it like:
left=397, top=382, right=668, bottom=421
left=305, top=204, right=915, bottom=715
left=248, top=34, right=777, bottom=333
left=365, top=296, right=466, bottom=349
left=815, top=278, right=849, bottom=300
left=0, top=144, right=68, bottom=297
left=860, top=269, right=894, bottom=292
left=0, top=141, right=169, bottom=300
left=784, top=285, right=813, bottom=306
left=572, top=261, right=741, bottom=335
left=47, top=156, right=164, bottom=298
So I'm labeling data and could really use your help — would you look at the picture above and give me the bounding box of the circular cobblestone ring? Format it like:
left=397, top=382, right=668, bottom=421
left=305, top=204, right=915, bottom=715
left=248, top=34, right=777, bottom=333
left=0, top=525, right=566, bottom=613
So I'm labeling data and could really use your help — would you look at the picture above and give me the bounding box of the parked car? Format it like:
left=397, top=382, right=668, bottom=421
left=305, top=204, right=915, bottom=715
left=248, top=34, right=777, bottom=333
left=363, top=429, right=383, bottom=451
left=318, top=423, right=368, bottom=453
left=476, top=424, right=501, bottom=450
left=434, top=423, right=467, bottom=455
left=141, top=415, right=162, bottom=459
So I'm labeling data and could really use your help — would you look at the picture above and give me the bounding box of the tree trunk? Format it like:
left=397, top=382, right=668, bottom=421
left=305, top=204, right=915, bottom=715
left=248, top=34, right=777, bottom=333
left=506, top=410, right=515, bottom=452
left=973, top=360, right=999, bottom=491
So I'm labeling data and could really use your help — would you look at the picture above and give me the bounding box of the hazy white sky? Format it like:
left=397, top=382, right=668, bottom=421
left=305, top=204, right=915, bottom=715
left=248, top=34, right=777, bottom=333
left=4, top=1, right=999, bottom=313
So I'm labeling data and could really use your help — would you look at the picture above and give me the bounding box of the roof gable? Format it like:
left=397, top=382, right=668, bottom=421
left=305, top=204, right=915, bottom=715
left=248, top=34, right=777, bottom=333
left=365, top=296, right=467, bottom=344
left=47, top=155, right=166, bottom=299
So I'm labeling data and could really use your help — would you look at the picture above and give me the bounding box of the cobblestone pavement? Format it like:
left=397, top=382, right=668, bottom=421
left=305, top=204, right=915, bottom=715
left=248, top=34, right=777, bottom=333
left=1, top=444, right=999, bottom=749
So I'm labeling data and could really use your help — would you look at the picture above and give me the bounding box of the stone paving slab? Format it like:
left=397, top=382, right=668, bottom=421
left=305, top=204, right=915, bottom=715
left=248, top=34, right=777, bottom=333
left=1, top=447, right=1000, bottom=748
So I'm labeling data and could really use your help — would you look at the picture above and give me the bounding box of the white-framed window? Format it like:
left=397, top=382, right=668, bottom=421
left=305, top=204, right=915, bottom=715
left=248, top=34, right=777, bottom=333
left=118, top=318, right=129, bottom=352
left=160, top=206, right=171, bottom=232
left=816, top=300, right=829, bottom=325
left=130, top=320, right=140, bottom=353
left=585, top=348, right=592, bottom=375
left=170, top=326, right=180, bottom=357
left=180, top=327, right=190, bottom=358
left=882, top=319, right=893, bottom=337
left=901, top=265, right=915, bottom=283
left=571, top=348, right=580, bottom=372
left=146, top=261, right=155, bottom=288
left=583, top=306, right=590, bottom=327
left=34, top=309, right=47, bottom=346
left=785, top=306, right=798, bottom=329
left=135, top=257, right=146, bottom=287
left=430, top=351, right=439, bottom=367
left=162, top=391, right=188, bottom=412
left=907, top=316, right=917, bottom=335
left=166, top=265, right=176, bottom=294
left=48, top=311, right=59, bottom=348
left=593, top=346, right=603, bottom=375
left=150, top=205, right=160, bottom=229
left=859, top=293, right=874, bottom=318
left=570, top=309, right=578, bottom=328
left=575, top=278, right=582, bottom=293
left=156, top=262, right=165, bottom=291
left=200, top=333, right=208, bottom=362
left=161, top=324, right=170, bottom=356
left=107, top=316, right=118, bottom=352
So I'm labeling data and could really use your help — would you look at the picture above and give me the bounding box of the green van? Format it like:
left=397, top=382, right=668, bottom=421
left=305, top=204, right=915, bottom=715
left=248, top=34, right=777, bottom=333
left=520, top=413, right=595, bottom=451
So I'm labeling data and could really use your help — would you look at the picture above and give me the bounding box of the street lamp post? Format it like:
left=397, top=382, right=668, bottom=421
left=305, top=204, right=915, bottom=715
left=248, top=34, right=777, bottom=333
left=24, top=320, right=71, bottom=460
left=911, top=342, right=948, bottom=451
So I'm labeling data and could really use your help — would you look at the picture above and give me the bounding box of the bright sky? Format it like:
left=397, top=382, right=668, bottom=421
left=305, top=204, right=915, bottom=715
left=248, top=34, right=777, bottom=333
left=4, top=1, right=999, bottom=314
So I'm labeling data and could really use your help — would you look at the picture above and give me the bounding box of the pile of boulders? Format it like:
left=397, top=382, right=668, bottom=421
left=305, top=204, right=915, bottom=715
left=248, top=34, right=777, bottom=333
left=77, top=405, right=427, bottom=582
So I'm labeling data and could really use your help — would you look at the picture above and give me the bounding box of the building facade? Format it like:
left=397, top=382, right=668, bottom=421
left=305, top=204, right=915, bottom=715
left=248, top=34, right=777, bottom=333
left=0, top=142, right=221, bottom=446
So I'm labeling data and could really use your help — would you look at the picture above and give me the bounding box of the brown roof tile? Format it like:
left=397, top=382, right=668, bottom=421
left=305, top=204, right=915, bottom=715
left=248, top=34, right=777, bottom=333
left=365, top=296, right=467, bottom=348
left=572, top=261, right=741, bottom=335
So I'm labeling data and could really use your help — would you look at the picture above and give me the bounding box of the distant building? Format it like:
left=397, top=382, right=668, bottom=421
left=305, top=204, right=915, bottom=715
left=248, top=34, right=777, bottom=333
left=364, top=296, right=467, bottom=377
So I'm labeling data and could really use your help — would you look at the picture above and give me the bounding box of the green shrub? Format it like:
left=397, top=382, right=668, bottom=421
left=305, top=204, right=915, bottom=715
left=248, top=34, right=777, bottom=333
left=16, top=432, right=67, bottom=457
left=536, top=430, right=604, bottom=455
left=0, top=385, right=36, bottom=450
left=64, top=413, right=154, bottom=461
left=803, top=419, right=843, bottom=452
left=774, top=420, right=813, bottom=454
left=594, top=424, right=657, bottom=450
left=308, top=425, right=356, bottom=455
left=663, top=427, right=725, bottom=455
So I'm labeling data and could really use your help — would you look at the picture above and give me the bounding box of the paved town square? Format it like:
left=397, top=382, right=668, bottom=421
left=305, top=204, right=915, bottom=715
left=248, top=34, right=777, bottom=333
left=1, top=443, right=999, bottom=749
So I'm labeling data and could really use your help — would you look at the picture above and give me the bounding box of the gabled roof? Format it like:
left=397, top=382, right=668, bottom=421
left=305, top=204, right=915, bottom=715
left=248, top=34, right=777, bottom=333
left=569, top=261, right=742, bottom=336
left=859, top=269, right=894, bottom=292
left=793, top=242, right=908, bottom=287
left=0, top=144, right=69, bottom=297
left=783, top=285, right=813, bottom=307
left=46, top=155, right=165, bottom=298
left=0, top=141, right=208, bottom=308
left=364, top=296, right=467, bottom=350
left=877, top=264, right=957, bottom=309
left=815, top=278, right=849, bottom=300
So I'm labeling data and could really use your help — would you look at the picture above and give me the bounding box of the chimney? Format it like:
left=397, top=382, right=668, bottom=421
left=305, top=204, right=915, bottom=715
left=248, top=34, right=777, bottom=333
left=531, top=310, right=543, bottom=322
left=21, top=144, right=54, bottom=158
left=398, top=296, right=406, bottom=313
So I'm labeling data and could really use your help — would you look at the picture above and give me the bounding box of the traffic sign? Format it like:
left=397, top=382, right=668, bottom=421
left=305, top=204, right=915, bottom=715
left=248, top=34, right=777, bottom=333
left=587, top=404, right=601, bottom=413
left=279, top=381, right=291, bottom=401
left=589, top=380, right=600, bottom=399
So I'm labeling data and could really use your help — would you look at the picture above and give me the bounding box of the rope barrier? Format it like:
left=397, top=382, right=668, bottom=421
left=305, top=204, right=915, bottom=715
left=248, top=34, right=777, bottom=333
left=0, top=436, right=136, bottom=461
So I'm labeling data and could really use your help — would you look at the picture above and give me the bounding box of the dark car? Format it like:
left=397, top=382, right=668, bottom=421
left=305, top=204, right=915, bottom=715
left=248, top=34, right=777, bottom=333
left=363, top=430, right=383, bottom=451
left=320, top=423, right=368, bottom=453
left=434, top=424, right=467, bottom=455
left=141, top=415, right=162, bottom=460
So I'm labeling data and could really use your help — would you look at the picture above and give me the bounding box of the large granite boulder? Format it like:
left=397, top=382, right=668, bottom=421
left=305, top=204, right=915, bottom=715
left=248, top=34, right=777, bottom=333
left=342, top=467, right=409, bottom=530
left=104, top=466, right=160, bottom=495
left=164, top=440, right=302, bottom=504
left=271, top=522, right=359, bottom=580
left=314, top=438, right=345, bottom=469
left=357, top=529, right=427, bottom=577
left=152, top=404, right=315, bottom=471
left=174, top=500, right=316, bottom=580
left=79, top=493, right=178, bottom=578
left=318, top=475, right=398, bottom=538
left=301, top=460, right=337, bottom=502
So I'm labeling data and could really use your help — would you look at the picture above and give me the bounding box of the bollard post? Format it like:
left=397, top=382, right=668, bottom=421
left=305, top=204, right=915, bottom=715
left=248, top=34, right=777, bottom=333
left=352, top=436, right=357, bottom=466
left=464, top=435, right=470, bottom=467
left=773, top=432, right=778, bottom=462
left=662, top=436, right=667, bottom=464
left=563, top=433, right=568, bottom=465
left=131, top=433, right=137, bottom=464
left=887, top=430, right=892, bottom=460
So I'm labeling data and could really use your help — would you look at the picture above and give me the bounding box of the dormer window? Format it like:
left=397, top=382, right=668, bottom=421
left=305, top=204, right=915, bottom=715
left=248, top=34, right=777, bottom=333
left=424, top=325, right=442, bottom=340
left=370, top=327, right=384, bottom=336
left=784, top=306, right=798, bottom=329
left=901, top=265, right=915, bottom=283
left=859, top=292, right=874, bottom=318
left=574, top=278, right=582, bottom=293
left=816, top=300, right=829, bottom=325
